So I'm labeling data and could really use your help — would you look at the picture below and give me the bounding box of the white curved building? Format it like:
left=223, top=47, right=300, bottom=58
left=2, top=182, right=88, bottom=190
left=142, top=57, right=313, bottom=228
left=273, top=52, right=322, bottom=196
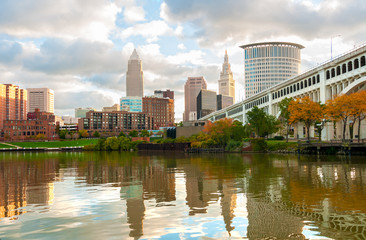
left=241, top=42, right=304, bottom=98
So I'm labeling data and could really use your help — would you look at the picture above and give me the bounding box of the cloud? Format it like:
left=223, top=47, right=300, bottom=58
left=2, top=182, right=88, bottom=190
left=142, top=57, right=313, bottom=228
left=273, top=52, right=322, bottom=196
left=120, top=20, right=175, bottom=42
left=0, top=0, right=119, bottom=42
left=19, top=38, right=125, bottom=75
left=161, top=0, right=366, bottom=47
left=124, top=5, right=146, bottom=23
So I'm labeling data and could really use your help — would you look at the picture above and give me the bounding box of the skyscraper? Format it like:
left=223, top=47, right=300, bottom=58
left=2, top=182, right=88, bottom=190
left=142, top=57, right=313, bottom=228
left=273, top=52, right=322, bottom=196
left=197, top=89, right=217, bottom=119
left=126, top=49, right=144, bottom=97
left=27, top=88, right=54, bottom=113
left=218, top=50, right=235, bottom=101
left=241, top=42, right=304, bottom=98
left=183, top=76, right=207, bottom=121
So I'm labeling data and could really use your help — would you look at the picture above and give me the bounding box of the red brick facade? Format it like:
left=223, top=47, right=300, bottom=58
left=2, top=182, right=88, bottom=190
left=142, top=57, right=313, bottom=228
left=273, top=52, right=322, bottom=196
left=142, top=97, right=174, bottom=129
left=3, top=110, right=56, bottom=141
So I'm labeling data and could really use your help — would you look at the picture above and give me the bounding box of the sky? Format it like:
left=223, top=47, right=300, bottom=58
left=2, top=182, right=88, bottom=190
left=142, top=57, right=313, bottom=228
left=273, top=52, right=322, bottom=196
left=0, top=0, right=365, bottom=121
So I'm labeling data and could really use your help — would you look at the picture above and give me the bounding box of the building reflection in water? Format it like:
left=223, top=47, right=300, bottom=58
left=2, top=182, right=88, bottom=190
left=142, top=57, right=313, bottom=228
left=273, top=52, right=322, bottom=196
left=0, top=153, right=59, bottom=219
left=1, top=152, right=366, bottom=239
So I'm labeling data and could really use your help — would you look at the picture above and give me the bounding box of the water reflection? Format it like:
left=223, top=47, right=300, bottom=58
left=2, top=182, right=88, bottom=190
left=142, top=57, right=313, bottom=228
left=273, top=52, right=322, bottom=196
left=0, top=152, right=366, bottom=239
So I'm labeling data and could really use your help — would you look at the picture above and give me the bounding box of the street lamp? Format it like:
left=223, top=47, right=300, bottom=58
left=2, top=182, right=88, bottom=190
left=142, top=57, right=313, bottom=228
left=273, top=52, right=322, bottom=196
left=331, top=35, right=341, bottom=60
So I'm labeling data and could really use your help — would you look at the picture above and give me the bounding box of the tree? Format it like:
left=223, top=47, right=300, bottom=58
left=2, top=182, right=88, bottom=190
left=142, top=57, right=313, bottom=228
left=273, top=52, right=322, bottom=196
left=353, top=91, right=366, bottom=141
left=119, top=131, right=126, bottom=137
left=262, top=115, right=281, bottom=139
left=58, top=130, right=68, bottom=139
left=314, top=104, right=327, bottom=141
left=246, top=106, right=266, bottom=137
left=128, top=130, right=138, bottom=137
left=326, top=94, right=354, bottom=140
left=78, top=129, right=89, bottom=138
left=289, top=96, right=323, bottom=141
left=93, top=131, right=100, bottom=138
left=139, top=129, right=150, bottom=137
left=35, top=133, right=46, bottom=140
left=203, top=118, right=234, bottom=147
left=278, top=97, right=293, bottom=142
left=106, top=137, right=120, bottom=150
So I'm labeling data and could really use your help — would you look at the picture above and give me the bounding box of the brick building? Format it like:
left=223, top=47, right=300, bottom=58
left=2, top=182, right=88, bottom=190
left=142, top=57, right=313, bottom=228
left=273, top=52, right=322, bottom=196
left=3, top=109, right=56, bottom=141
left=142, top=97, right=174, bottom=129
left=78, top=111, right=153, bottom=134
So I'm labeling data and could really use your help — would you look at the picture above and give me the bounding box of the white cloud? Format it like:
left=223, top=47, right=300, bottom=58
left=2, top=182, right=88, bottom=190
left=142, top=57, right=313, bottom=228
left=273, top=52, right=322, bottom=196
left=124, top=5, right=146, bottom=23
left=0, top=0, right=119, bottom=42
left=177, top=43, right=186, bottom=50
left=120, top=20, right=175, bottom=42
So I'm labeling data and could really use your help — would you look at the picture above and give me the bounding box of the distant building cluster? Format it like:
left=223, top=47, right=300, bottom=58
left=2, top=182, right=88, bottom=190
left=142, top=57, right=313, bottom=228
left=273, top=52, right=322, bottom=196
left=183, top=50, right=235, bottom=121
left=0, top=41, right=307, bottom=140
left=0, top=84, right=56, bottom=141
left=78, top=49, right=175, bottom=134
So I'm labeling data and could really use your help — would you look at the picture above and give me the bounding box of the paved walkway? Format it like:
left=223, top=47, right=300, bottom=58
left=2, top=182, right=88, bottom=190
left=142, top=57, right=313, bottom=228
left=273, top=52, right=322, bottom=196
left=0, top=142, right=21, bottom=149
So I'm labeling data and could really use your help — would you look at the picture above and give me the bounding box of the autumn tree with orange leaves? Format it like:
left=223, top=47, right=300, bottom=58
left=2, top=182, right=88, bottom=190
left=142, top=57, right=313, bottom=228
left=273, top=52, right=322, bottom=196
left=353, top=91, right=366, bottom=141
left=289, top=96, right=324, bottom=141
left=326, top=94, right=355, bottom=140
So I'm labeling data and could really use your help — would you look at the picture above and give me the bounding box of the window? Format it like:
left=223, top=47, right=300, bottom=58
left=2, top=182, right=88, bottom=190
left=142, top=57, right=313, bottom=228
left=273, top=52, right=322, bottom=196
left=326, top=70, right=330, bottom=79
left=348, top=61, right=353, bottom=71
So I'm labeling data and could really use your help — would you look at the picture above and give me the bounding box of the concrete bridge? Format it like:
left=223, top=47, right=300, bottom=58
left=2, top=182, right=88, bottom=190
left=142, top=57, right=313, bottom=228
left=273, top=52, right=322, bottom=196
left=200, top=44, right=366, bottom=140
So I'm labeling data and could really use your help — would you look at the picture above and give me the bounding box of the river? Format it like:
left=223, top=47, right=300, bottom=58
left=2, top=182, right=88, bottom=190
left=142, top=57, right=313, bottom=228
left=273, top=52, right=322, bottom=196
left=0, top=152, right=365, bottom=239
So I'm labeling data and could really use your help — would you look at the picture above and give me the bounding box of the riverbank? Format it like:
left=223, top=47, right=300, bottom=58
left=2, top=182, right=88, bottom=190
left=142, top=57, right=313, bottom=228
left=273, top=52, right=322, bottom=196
left=0, top=139, right=98, bottom=151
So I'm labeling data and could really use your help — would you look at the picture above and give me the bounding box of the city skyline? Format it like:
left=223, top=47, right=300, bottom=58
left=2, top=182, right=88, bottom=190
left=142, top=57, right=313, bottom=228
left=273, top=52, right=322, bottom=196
left=0, top=0, right=365, bottom=121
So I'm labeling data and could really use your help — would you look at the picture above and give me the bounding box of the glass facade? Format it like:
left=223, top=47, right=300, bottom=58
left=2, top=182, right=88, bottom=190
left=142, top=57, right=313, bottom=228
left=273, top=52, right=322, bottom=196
left=241, top=42, right=304, bottom=98
left=120, top=97, right=142, bottom=112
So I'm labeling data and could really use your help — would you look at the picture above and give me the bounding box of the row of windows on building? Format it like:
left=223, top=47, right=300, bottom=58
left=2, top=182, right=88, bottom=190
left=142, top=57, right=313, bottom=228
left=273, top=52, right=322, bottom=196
left=244, top=46, right=301, bottom=59
left=245, top=96, right=270, bottom=110
left=326, top=56, right=366, bottom=80
left=272, top=74, right=321, bottom=100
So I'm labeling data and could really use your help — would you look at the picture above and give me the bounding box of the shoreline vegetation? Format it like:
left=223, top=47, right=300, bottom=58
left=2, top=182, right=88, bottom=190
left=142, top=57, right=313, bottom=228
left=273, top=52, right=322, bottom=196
left=0, top=137, right=356, bottom=155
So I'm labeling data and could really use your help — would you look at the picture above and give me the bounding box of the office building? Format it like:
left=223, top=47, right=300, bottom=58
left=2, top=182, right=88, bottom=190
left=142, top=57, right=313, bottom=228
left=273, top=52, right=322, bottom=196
left=126, top=49, right=144, bottom=97
left=102, top=104, right=120, bottom=112
left=183, top=77, right=207, bottom=121
left=75, top=107, right=96, bottom=118
left=0, top=84, right=27, bottom=130
left=240, top=42, right=304, bottom=98
left=197, top=89, right=217, bottom=119
left=218, top=50, right=235, bottom=101
left=120, top=96, right=143, bottom=112
left=143, top=97, right=174, bottom=129
left=154, top=89, right=174, bottom=100
left=78, top=111, right=153, bottom=133
left=27, top=88, right=54, bottom=113
left=217, top=94, right=234, bottom=110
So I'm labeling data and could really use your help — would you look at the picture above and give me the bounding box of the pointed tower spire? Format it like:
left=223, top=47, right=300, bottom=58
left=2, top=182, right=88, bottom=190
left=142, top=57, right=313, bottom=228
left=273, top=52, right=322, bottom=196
left=224, top=49, right=228, bottom=63
left=130, top=49, right=140, bottom=61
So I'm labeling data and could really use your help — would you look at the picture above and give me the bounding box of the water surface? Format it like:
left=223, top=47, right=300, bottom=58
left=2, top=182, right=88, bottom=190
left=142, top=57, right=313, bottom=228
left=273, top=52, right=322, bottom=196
left=1, top=152, right=366, bottom=239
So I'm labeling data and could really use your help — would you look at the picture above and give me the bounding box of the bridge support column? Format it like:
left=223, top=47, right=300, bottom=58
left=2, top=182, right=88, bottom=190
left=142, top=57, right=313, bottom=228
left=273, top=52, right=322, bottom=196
left=296, top=122, right=305, bottom=139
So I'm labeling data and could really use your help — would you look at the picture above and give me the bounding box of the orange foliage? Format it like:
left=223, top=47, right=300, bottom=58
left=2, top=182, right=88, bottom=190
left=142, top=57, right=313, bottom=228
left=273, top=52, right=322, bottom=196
left=288, top=96, right=324, bottom=140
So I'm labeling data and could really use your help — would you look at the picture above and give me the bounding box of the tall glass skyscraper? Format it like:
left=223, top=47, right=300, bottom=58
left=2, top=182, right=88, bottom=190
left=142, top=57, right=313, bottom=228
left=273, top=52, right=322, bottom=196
left=240, top=42, right=304, bottom=98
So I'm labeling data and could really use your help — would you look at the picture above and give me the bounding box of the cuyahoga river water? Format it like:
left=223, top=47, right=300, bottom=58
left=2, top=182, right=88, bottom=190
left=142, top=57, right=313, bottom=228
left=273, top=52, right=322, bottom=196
left=0, top=152, right=366, bottom=240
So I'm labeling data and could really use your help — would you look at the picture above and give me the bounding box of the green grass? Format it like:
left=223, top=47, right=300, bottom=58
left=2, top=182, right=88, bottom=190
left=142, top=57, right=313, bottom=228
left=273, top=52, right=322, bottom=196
left=8, top=139, right=99, bottom=148
left=0, top=143, right=17, bottom=149
left=266, top=140, right=298, bottom=151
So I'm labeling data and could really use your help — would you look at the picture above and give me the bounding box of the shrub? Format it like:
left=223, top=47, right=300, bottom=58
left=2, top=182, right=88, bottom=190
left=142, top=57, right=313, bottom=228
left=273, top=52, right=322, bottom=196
left=94, top=138, right=106, bottom=150
left=274, top=136, right=285, bottom=140
left=250, top=138, right=267, bottom=151
left=93, top=131, right=100, bottom=138
left=225, top=139, right=242, bottom=151
left=84, top=144, right=96, bottom=151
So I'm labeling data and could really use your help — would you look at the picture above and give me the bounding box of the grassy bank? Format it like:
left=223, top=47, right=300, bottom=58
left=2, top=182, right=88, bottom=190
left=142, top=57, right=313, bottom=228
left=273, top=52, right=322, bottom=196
left=8, top=139, right=99, bottom=148
left=0, top=143, right=17, bottom=149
